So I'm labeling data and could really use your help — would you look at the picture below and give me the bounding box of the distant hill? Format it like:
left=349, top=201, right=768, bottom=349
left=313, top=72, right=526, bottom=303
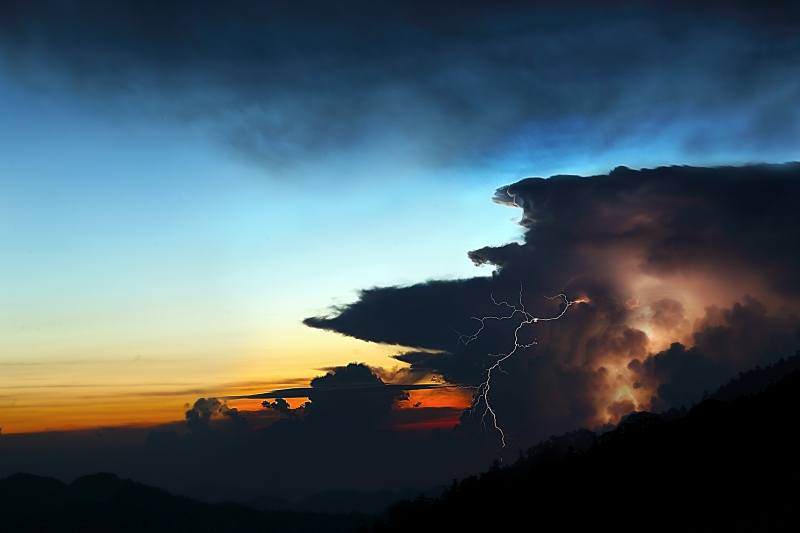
left=372, top=355, right=800, bottom=532
left=0, top=472, right=367, bottom=533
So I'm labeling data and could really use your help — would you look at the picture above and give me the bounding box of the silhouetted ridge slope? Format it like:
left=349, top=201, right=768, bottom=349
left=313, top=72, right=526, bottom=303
left=710, top=352, right=800, bottom=401
left=373, top=357, right=800, bottom=532
left=0, top=472, right=366, bottom=533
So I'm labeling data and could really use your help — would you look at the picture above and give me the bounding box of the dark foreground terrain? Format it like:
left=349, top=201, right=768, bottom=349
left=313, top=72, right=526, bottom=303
left=373, top=355, right=800, bottom=532
left=0, top=471, right=367, bottom=533
left=3, top=355, right=799, bottom=532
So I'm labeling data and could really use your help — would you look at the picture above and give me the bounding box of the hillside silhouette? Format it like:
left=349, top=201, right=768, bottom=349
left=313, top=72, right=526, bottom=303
left=0, top=471, right=366, bottom=533
left=372, top=353, right=800, bottom=532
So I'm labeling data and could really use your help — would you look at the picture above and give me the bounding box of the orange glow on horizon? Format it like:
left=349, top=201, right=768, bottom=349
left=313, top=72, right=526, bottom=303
left=399, top=387, right=473, bottom=410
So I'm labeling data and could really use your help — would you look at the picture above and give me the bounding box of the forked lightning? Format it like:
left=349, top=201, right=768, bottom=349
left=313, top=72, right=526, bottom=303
left=461, top=282, right=588, bottom=447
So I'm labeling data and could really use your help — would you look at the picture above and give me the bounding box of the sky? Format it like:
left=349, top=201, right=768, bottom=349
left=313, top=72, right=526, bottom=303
left=0, top=70, right=521, bottom=432
left=0, top=0, right=799, bottom=497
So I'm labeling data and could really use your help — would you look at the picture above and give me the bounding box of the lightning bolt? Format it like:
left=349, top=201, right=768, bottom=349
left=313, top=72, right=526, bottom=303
left=461, top=282, right=588, bottom=447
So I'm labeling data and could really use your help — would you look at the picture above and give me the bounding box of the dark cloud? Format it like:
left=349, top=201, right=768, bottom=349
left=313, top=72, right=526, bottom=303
left=304, top=278, right=493, bottom=351
left=235, top=363, right=467, bottom=435
left=232, top=364, right=458, bottom=432
left=1, top=1, right=799, bottom=170
left=233, top=370, right=450, bottom=400
left=185, top=397, right=244, bottom=432
left=305, top=363, right=407, bottom=431
left=261, top=398, right=293, bottom=418
left=307, top=163, right=800, bottom=444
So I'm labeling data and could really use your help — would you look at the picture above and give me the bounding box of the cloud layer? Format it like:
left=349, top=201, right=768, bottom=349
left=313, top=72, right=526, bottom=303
left=2, top=1, right=799, bottom=172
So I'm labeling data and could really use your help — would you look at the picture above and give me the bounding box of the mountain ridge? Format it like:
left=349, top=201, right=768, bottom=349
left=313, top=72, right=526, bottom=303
left=371, top=354, right=800, bottom=532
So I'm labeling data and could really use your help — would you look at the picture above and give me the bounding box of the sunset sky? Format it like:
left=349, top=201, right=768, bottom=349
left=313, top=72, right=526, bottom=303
left=2, top=1, right=799, bottom=442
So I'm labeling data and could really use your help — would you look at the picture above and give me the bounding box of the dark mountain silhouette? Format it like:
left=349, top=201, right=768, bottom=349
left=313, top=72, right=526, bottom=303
left=0, top=472, right=367, bottom=533
left=371, top=353, right=800, bottom=532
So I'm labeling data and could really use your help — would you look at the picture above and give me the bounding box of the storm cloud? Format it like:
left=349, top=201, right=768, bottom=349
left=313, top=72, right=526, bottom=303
left=230, top=362, right=459, bottom=431
left=307, top=163, right=800, bottom=444
left=1, top=1, right=799, bottom=172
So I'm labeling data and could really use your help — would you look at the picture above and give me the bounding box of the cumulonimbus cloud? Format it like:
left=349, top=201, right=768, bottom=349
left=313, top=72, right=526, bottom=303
left=306, top=163, right=800, bottom=444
